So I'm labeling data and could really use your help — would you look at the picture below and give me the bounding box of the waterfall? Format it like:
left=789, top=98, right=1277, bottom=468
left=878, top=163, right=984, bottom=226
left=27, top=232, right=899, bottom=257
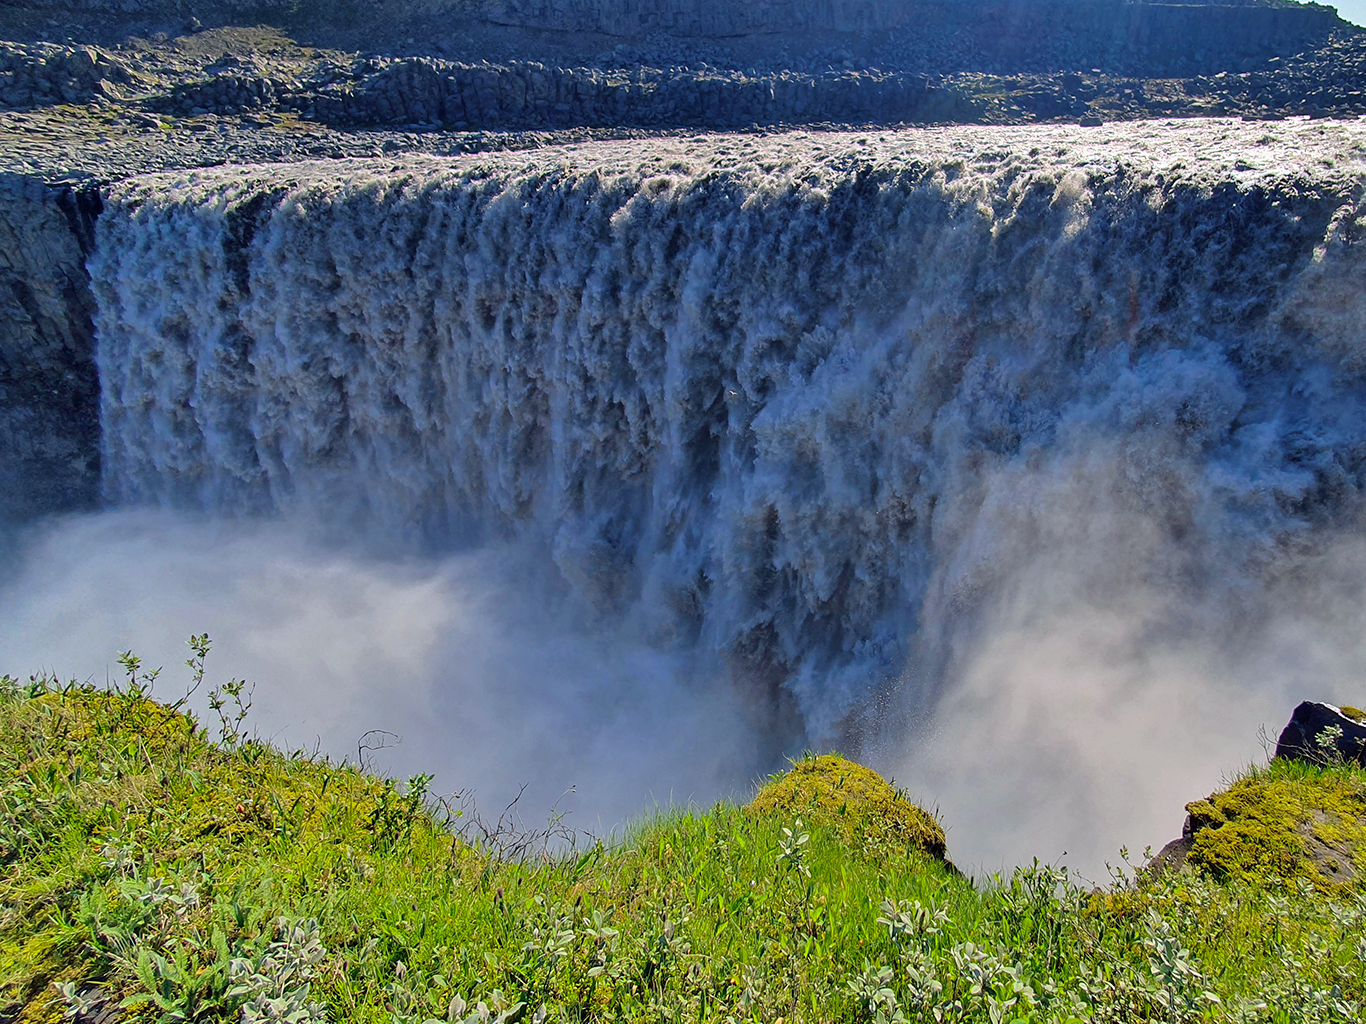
left=88, top=121, right=1366, bottom=742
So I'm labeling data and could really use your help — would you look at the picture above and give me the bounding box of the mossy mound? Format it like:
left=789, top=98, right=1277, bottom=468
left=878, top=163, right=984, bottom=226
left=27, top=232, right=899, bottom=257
left=1184, top=758, right=1366, bottom=888
left=746, top=754, right=948, bottom=863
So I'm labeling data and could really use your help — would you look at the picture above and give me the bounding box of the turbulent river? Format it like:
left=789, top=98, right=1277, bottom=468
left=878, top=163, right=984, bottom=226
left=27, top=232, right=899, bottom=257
left=5, top=119, right=1366, bottom=874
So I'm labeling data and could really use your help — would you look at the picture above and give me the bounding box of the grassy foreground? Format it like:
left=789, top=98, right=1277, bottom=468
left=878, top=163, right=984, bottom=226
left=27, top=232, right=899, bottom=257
left=2, top=657, right=1366, bottom=1023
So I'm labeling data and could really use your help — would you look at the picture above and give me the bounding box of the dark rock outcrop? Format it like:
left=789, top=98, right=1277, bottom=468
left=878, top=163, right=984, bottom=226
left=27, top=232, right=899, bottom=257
left=1149, top=700, right=1366, bottom=878
left=0, top=40, right=131, bottom=107
left=1275, top=701, right=1366, bottom=767
left=5, top=13, right=1366, bottom=131
left=0, top=174, right=102, bottom=524
left=290, top=60, right=982, bottom=130
left=128, top=37, right=1366, bottom=131
left=1146, top=817, right=1196, bottom=876
left=478, top=0, right=1343, bottom=43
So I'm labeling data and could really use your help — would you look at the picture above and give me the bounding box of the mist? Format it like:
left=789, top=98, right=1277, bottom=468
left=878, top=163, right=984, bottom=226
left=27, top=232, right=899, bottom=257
left=884, top=467, right=1366, bottom=882
left=867, top=419, right=1366, bottom=880
left=0, top=511, right=762, bottom=839
left=6, top=483, right=1364, bottom=879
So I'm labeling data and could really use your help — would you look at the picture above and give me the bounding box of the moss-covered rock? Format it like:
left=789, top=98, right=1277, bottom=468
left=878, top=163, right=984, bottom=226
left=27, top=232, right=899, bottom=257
left=1183, top=759, right=1366, bottom=888
left=745, top=753, right=948, bottom=863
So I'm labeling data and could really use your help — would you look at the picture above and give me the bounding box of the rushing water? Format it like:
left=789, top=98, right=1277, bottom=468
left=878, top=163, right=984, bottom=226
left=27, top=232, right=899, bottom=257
left=89, top=121, right=1366, bottom=731
left=9, top=118, right=1366, bottom=872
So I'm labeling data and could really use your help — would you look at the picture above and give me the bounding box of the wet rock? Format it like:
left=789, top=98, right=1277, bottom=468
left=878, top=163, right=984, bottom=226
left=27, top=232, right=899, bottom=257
left=1146, top=817, right=1195, bottom=876
left=0, top=176, right=102, bottom=523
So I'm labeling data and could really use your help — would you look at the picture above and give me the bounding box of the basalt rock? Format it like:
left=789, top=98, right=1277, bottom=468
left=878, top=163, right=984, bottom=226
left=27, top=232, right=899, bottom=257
left=1275, top=701, right=1366, bottom=768
left=0, top=174, right=102, bottom=523
left=0, top=40, right=131, bottom=107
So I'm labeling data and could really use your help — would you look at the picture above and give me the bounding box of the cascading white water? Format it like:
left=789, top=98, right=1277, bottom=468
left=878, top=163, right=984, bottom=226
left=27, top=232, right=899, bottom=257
left=89, top=119, right=1366, bottom=750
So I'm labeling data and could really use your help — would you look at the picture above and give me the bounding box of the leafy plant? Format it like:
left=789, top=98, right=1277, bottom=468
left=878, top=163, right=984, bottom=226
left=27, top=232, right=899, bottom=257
left=207, top=673, right=255, bottom=751
left=776, top=817, right=811, bottom=877
left=1142, top=907, right=1220, bottom=1023
left=52, top=980, right=104, bottom=1020
left=227, top=917, right=329, bottom=1023
left=118, top=930, right=233, bottom=1022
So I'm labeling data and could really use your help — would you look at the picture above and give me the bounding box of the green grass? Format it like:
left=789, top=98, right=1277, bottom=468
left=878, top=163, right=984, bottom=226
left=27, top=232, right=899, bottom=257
left=2, top=647, right=1366, bottom=1024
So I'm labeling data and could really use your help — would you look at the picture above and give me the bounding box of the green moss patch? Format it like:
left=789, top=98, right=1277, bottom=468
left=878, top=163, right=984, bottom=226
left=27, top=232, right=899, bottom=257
left=745, top=753, right=948, bottom=863
left=1185, top=758, right=1366, bottom=888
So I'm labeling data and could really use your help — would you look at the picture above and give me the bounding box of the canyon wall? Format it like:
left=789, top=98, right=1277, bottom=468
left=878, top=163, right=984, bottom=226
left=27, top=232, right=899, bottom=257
left=5, top=1, right=1350, bottom=65
left=478, top=0, right=1345, bottom=53
left=0, top=175, right=100, bottom=523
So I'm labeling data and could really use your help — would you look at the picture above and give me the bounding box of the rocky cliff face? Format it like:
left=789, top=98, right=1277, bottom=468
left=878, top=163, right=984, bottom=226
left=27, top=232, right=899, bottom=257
left=0, top=175, right=101, bottom=523
left=479, top=0, right=1345, bottom=55
left=0, top=1, right=1352, bottom=75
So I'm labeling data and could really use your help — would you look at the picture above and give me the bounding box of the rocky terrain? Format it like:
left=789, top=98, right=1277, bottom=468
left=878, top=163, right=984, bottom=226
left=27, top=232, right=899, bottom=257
left=0, top=4, right=1364, bottom=188
left=0, top=1, right=1353, bottom=75
left=2, top=26, right=1365, bottom=185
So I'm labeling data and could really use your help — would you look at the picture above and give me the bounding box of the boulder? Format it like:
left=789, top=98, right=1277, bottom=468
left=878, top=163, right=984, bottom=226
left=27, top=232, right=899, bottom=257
left=1275, top=701, right=1366, bottom=767
left=746, top=753, right=950, bottom=865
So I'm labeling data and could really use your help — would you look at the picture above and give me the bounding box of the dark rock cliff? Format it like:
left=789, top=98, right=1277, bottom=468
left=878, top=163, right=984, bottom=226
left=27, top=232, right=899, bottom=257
left=0, top=175, right=101, bottom=523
